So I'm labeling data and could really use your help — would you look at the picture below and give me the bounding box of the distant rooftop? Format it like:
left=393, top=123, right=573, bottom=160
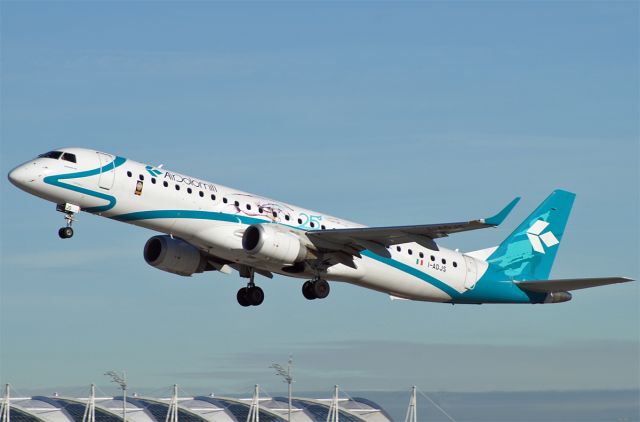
left=5, top=394, right=393, bottom=422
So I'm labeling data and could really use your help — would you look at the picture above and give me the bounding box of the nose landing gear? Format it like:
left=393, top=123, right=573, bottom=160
left=56, top=203, right=80, bottom=239
left=58, top=226, right=74, bottom=239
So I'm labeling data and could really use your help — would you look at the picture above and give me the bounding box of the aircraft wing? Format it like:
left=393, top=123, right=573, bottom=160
left=307, top=197, right=521, bottom=254
left=515, top=277, right=634, bottom=293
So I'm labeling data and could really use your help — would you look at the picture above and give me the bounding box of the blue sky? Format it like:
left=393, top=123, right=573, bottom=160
left=1, top=1, right=638, bottom=397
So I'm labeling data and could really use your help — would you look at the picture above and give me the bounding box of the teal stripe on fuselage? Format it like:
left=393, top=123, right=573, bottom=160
left=113, top=209, right=266, bottom=226
left=360, top=250, right=461, bottom=299
left=43, top=156, right=127, bottom=213
left=359, top=251, right=538, bottom=303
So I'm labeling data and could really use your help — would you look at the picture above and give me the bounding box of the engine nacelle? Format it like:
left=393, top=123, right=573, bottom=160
left=143, top=235, right=207, bottom=276
left=242, top=224, right=308, bottom=265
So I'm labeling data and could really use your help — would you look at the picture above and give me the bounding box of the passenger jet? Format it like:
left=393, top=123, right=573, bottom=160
left=8, top=148, right=633, bottom=306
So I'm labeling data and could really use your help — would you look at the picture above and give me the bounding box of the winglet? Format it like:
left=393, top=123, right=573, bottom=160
left=482, top=197, right=521, bottom=226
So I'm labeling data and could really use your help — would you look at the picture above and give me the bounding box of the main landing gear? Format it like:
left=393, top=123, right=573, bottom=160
left=302, top=278, right=330, bottom=300
left=237, top=268, right=264, bottom=307
left=56, top=203, right=80, bottom=239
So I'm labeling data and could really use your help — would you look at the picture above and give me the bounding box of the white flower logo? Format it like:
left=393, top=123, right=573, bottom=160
left=526, top=220, right=559, bottom=254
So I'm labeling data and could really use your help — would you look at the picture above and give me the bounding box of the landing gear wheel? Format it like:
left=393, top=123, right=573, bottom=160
left=312, top=279, right=330, bottom=299
left=302, top=280, right=317, bottom=300
left=58, top=227, right=74, bottom=239
left=247, top=286, right=264, bottom=306
left=237, top=267, right=266, bottom=307
left=237, top=287, right=251, bottom=307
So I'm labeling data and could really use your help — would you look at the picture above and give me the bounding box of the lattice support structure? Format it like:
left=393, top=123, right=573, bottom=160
left=404, top=386, right=417, bottom=422
left=326, top=385, right=339, bottom=422
left=82, top=384, right=96, bottom=422
left=0, top=384, right=9, bottom=422
left=165, top=384, right=178, bottom=422
left=246, top=384, right=260, bottom=422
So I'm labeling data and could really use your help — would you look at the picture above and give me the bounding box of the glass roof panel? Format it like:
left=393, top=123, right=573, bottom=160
left=10, top=408, right=44, bottom=422
left=33, top=397, right=122, bottom=422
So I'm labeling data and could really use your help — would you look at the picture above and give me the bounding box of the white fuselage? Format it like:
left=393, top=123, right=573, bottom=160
left=9, top=148, right=486, bottom=302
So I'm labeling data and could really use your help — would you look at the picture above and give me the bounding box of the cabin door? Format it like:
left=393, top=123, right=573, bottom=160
left=97, top=152, right=116, bottom=190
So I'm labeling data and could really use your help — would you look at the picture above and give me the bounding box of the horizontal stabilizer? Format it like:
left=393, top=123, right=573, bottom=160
left=515, top=277, right=634, bottom=293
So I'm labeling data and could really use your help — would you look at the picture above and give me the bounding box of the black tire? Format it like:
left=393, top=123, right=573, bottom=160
left=313, top=279, right=330, bottom=299
left=236, top=287, right=251, bottom=307
left=248, top=286, right=264, bottom=306
left=302, top=280, right=317, bottom=300
left=58, top=227, right=73, bottom=239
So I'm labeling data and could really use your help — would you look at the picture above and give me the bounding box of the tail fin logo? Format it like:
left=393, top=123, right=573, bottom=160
left=526, top=220, right=559, bottom=254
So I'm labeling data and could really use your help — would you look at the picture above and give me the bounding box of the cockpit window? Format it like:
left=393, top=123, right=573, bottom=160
left=38, top=151, right=63, bottom=159
left=61, top=153, right=77, bottom=163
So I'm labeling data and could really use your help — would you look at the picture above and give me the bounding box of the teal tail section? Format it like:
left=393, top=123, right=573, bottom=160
left=486, top=190, right=576, bottom=281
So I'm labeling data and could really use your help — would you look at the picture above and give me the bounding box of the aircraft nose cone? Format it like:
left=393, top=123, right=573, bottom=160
left=8, top=164, right=29, bottom=188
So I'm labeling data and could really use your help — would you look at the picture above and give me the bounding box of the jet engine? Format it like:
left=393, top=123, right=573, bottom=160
left=143, top=235, right=208, bottom=276
left=242, top=224, right=309, bottom=265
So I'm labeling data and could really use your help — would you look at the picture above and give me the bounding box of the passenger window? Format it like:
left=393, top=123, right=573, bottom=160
left=223, top=198, right=228, bottom=203
left=442, top=258, right=446, bottom=264
left=163, top=181, right=168, bottom=187
left=139, top=174, right=144, bottom=181
left=310, top=222, right=315, bottom=228
left=175, top=185, right=180, bottom=191
left=272, top=211, right=278, bottom=218
left=431, top=255, right=435, bottom=261
left=151, top=178, right=156, bottom=184
left=285, top=215, right=290, bottom=221
left=199, top=191, right=204, bottom=197
left=396, top=246, right=401, bottom=252
left=408, top=249, right=413, bottom=255
left=258, top=207, right=263, bottom=213
left=211, top=194, right=216, bottom=201
left=321, top=225, right=326, bottom=230
left=246, top=204, right=252, bottom=210
left=187, top=188, right=192, bottom=194
left=234, top=200, right=240, bottom=207
left=127, top=171, right=132, bottom=177
left=419, top=252, right=424, bottom=258
left=298, top=218, right=303, bottom=224
left=453, top=262, right=458, bottom=268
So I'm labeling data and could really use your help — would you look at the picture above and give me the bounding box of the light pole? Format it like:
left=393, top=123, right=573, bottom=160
left=270, top=357, right=293, bottom=422
left=105, top=371, right=127, bottom=422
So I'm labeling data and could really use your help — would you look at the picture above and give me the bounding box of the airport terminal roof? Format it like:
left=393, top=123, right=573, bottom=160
left=7, top=394, right=393, bottom=422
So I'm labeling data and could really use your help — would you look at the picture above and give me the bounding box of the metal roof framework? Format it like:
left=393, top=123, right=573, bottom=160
left=8, top=395, right=392, bottom=422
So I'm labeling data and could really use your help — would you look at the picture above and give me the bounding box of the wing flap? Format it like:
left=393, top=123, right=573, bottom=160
left=515, top=277, right=633, bottom=293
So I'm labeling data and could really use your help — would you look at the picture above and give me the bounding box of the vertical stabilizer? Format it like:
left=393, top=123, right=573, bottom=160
left=487, top=190, right=576, bottom=280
